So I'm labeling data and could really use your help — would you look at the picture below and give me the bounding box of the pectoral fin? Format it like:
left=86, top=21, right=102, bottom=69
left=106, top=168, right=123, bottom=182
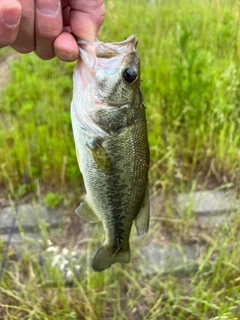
left=134, top=187, right=150, bottom=236
left=75, top=197, right=100, bottom=223
left=86, top=138, right=112, bottom=173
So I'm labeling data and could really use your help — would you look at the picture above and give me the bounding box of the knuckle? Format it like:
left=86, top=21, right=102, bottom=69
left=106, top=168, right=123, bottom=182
left=11, top=45, right=35, bottom=54
left=0, top=27, right=18, bottom=47
left=34, top=50, right=55, bottom=61
left=0, top=36, right=16, bottom=47
left=36, top=19, right=62, bottom=40
left=38, top=27, right=61, bottom=40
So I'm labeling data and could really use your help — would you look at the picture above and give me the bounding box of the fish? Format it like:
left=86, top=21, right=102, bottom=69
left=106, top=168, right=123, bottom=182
left=71, top=35, right=150, bottom=272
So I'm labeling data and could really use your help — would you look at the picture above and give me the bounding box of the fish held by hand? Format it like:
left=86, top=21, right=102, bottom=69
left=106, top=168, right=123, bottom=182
left=71, top=35, right=150, bottom=272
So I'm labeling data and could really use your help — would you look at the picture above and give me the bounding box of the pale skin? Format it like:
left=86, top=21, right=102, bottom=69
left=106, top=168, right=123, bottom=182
left=0, top=0, right=105, bottom=61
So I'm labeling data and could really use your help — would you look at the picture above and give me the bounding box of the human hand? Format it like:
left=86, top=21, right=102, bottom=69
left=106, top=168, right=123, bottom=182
left=0, top=0, right=105, bottom=61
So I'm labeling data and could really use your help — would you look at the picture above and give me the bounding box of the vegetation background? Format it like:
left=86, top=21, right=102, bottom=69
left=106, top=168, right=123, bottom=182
left=1, top=0, right=240, bottom=319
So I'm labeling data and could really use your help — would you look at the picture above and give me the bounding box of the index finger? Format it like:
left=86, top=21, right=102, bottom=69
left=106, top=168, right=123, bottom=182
left=69, top=0, right=105, bottom=41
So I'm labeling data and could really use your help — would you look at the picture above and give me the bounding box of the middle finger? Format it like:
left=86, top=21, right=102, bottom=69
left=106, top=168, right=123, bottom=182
left=35, top=0, right=63, bottom=60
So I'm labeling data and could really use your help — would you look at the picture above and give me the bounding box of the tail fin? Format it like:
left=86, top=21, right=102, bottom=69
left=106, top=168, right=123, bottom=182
left=92, top=245, right=130, bottom=272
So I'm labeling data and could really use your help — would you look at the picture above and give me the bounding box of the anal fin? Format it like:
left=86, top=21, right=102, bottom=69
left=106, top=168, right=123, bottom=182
left=134, top=187, right=150, bottom=236
left=75, top=197, right=100, bottom=223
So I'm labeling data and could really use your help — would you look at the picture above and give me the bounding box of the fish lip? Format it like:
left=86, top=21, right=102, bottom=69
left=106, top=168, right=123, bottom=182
left=76, top=35, right=136, bottom=46
left=110, top=35, right=136, bottom=45
left=76, top=36, right=137, bottom=66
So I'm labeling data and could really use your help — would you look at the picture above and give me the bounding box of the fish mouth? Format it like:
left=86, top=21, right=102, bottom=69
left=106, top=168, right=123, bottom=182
left=77, top=35, right=136, bottom=47
left=108, top=35, right=136, bottom=45
left=77, top=35, right=137, bottom=60
left=75, top=36, right=138, bottom=90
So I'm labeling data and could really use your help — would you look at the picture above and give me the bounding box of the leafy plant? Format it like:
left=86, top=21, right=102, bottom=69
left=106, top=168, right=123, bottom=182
left=43, top=192, right=63, bottom=209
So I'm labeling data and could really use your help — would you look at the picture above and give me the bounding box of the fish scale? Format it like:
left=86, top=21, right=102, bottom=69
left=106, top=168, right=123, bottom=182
left=71, top=36, right=150, bottom=272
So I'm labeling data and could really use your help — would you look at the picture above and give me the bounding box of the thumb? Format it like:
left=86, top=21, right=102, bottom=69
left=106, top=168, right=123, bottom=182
left=69, top=0, right=105, bottom=41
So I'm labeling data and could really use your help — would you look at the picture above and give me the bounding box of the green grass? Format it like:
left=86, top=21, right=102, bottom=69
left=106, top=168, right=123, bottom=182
left=1, top=0, right=240, bottom=319
left=0, top=54, right=81, bottom=196
left=1, top=0, right=240, bottom=196
left=1, top=204, right=240, bottom=320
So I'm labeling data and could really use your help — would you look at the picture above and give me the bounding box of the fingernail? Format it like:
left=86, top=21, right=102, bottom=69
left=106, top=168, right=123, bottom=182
left=35, top=0, right=60, bottom=15
left=57, top=50, right=78, bottom=62
left=2, top=7, right=21, bottom=27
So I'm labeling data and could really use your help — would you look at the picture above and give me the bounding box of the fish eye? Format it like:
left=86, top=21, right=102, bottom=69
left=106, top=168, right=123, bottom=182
left=123, top=68, right=137, bottom=84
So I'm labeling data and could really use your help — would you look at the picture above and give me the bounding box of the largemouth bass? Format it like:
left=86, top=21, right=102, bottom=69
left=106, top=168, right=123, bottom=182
left=71, top=35, right=150, bottom=272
